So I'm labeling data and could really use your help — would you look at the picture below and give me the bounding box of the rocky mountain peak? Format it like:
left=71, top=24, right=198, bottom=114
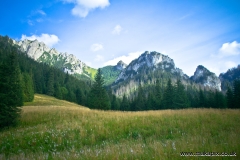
left=114, top=51, right=187, bottom=83
left=219, top=64, right=240, bottom=91
left=192, top=65, right=209, bottom=81
left=13, top=38, right=96, bottom=78
left=129, top=51, right=174, bottom=71
left=16, top=39, right=51, bottom=60
left=116, top=60, right=127, bottom=70
left=191, top=65, right=221, bottom=91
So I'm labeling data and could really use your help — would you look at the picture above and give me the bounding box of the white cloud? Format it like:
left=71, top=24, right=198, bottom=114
left=104, top=51, right=143, bottom=66
left=94, top=55, right=104, bottom=62
left=36, top=18, right=43, bottom=22
left=91, top=43, right=103, bottom=52
left=63, top=0, right=110, bottom=17
left=27, top=20, right=34, bottom=26
left=207, top=61, right=237, bottom=76
left=37, top=10, right=46, bottom=16
left=224, top=61, right=237, bottom=69
left=72, top=5, right=89, bottom=17
left=85, top=61, right=92, bottom=66
left=21, top=34, right=60, bottom=47
left=219, top=41, right=240, bottom=57
left=112, top=25, right=122, bottom=35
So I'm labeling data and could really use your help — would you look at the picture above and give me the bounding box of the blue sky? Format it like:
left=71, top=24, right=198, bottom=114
left=1, top=0, right=240, bottom=76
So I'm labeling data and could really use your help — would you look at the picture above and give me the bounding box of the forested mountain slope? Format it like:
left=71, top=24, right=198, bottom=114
left=13, top=38, right=97, bottom=80
left=0, top=35, right=91, bottom=106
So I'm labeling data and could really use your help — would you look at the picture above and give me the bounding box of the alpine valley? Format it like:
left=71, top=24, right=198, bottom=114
left=1, top=1, right=240, bottom=159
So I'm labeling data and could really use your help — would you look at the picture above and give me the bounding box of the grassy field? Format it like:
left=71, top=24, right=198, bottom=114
left=0, top=94, right=239, bottom=159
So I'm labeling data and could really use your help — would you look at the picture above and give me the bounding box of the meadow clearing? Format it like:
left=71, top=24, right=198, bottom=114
left=0, top=94, right=239, bottom=159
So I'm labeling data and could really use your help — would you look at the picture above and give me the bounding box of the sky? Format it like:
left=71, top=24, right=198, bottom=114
left=1, top=0, right=240, bottom=76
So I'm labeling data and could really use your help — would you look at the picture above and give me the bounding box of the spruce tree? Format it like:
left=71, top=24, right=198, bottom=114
left=162, top=79, right=174, bottom=109
left=226, top=86, right=234, bottom=108
left=46, top=68, right=54, bottom=96
left=173, top=79, right=189, bottom=109
left=120, top=94, right=130, bottom=111
left=54, top=83, right=63, bottom=99
left=233, top=80, right=240, bottom=108
left=135, top=83, right=146, bottom=110
left=88, top=69, right=110, bottom=110
left=76, top=88, right=83, bottom=105
left=22, top=73, right=34, bottom=102
left=198, top=89, right=206, bottom=107
left=0, top=52, right=23, bottom=128
left=214, top=91, right=226, bottom=108
left=155, top=79, right=162, bottom=109
left=111, top=95, right=120, bottom=110
left=146, top=92, right=155, bottom=110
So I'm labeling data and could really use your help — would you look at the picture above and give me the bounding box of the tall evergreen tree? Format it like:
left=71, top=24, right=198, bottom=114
left=54, top=83, right=63, bottom=99
left=198, top=89, right=206, bottom=107
left=173, top=79, right=189, bottom=109
left=0, top=52, right=23, bottom=128
left=214, top=91, right=226, bottom=108
left=22, top=73, right=34, bottom=102
left=88, top=69, right=110, bottom=110
left=76, top=88, right=83, bottom=105
left=162, top=79, right=174, bottom=109
left=46, top=68, right=54, bottom=96
left=135, top=83, right=146, bottom=110
left=226, top=86, right=234, bottom=108
left=233, top=80, right=240, bottom=108
left=155, top=79, right=162, bottom=109
left=111, top=95, right=120, bottom=110
left=146, top=92, right=156, bottom=110
left=120, top=94, right=130, bottom=111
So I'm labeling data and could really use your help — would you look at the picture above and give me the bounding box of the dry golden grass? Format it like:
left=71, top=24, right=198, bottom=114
left=0, top=94, right=239, bottom=159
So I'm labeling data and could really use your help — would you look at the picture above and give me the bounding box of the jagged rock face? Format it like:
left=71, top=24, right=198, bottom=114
left=116, top=60, right=127, bottom=70
left=16, top=39, right=51, bottom=60
left=14, top=39, right=94, bottom=77
left=191, top=65, right=221, bottom=91
left=219, top=65, right=240, bottom=82
left=115, top=51, right=188, bottom=83
left=219, top=64, right=240, bottom=91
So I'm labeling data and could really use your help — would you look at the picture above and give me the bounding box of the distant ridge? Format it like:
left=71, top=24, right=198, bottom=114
left=13, top=39, right=97, bottom=80
left=191, top=65, right=221, bottom=91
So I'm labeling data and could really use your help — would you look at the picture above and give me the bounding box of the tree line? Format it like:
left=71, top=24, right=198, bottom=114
left=89, top=69, right=240, bottom=111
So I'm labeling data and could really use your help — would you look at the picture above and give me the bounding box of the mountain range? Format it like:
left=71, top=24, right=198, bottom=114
left=12, top=38, right=240, bottom=96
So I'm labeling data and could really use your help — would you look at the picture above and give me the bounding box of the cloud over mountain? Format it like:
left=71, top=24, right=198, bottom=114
left=21, top=34, right=60, bottom=47
left=219, top=41, right=240, bottom=57
left=104, top=51, right=143, bottom=66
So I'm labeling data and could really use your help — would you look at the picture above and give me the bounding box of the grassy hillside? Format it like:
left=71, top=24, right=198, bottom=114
left=101, top=65, right=121, bottom=86
left=83, top=66, right=97, bottom=79
left=0, top=94, right=239, bottom=159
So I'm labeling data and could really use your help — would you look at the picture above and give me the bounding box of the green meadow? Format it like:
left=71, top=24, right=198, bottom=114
left=0, top=94, right=239, bottom=159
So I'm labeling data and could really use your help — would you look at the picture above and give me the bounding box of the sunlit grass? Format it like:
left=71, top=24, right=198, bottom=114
left=24, top=94, right=90, bottom=109
left=84, top=67, right=97, bottom=79
left=0, top=94, right=239, bottom=159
